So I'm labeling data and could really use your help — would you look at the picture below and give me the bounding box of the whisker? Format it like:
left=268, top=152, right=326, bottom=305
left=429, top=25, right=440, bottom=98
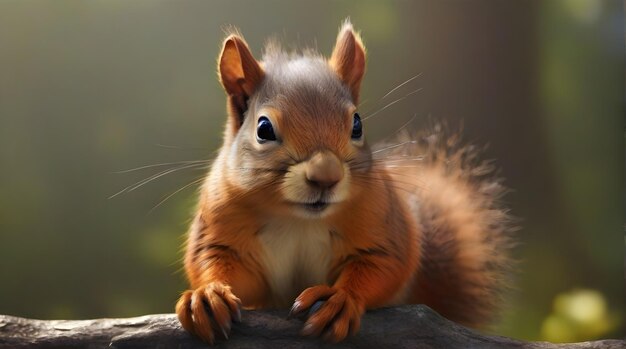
left=114, top=159, right=211, bottom=174
left=381, top=73, right=422, bottom=100
left=154, top=143, right=209, bottom=150
left=109, top=162, right=207, bottom=199
left=353, top=165, right=426, bottom=180
left=355, top=180, right=420, bottom=193
left=348, top=155, right=425, bottom=167
left=362, top=88, right=423, bottom=122
left=381, top=156, right=426, bottom=162
left=381, top=165, right=425, bottom=169
left=404, top=88, right=423, bottom=97
left=148, top=176, right=206, bottom=214
left=350, top=176, right=422, bottom=196
left=371, top=140, right=418, bottom=155
left=347, top=159, right=426, bottom=174
left=393, top=113, right=419, bottom=135
left=362, top=97, right=405, bottom=121
left=357, top=98, right=370, bottom=110
left=358, top=168, right=424, bottom=181
left=127, top=163, right=208, bottom=192
left=235, top=167, right=289, bottom=174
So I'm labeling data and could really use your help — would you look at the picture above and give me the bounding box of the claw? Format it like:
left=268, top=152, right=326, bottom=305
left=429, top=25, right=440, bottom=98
left=292, top=286, right=363, bottom=342
left=301, top=323, right=315, bottom=336
left=235, top=305, right=242, bottom=322
left=287, top=300, right=303, bottom=319
left=175, top=290, right=195, bottom=335
left=175, top=282, right=242, bottom=344
left=289, top=285, right=335, bottom=320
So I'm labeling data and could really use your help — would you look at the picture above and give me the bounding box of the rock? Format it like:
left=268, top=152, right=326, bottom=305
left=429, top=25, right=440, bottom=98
left=0, top=305, right=623, bottom=348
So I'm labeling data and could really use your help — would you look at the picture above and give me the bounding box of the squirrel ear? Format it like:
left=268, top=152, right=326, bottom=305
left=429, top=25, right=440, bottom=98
left=218, top=34, right=264, bottom=129
left=329, top=21, right=366, bottom=103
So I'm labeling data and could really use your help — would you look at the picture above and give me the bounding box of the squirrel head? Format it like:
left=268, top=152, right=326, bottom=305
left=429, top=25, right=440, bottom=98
left=216, top=20, right=370, bottom=219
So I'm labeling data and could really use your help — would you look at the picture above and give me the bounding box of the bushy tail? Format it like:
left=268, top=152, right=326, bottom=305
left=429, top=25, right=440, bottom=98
left=374, top=124, right=516, bottom=328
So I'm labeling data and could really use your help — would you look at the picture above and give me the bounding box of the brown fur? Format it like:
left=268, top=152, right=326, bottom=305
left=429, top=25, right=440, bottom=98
left=176, top=20, right=514, bottom=344
left=373, top=125, right=514, bottom=327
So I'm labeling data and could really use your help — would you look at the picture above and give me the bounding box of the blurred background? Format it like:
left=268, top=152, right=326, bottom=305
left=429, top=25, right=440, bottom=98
left=0, top=0, right=623, bottom=342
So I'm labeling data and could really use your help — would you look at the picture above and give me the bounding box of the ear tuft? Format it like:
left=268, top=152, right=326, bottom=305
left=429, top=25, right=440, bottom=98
left=329, top=20, right=366, bottom=103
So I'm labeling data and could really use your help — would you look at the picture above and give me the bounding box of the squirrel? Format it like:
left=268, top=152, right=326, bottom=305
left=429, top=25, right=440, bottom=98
left=175, top=20, right=514, bottom=344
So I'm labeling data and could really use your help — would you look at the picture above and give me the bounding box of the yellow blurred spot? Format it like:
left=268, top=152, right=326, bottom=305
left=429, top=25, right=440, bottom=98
left=541, top=288, right=619, bottom=342
left=555, top=289, right=606, bottom=324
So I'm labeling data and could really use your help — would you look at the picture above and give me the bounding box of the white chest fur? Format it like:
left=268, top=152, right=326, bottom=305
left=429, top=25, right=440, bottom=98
left=258, top=218, right=333, bottom=306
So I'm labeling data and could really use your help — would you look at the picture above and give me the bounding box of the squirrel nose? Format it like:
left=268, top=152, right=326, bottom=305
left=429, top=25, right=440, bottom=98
left=305, top=151, right=344, bottom=189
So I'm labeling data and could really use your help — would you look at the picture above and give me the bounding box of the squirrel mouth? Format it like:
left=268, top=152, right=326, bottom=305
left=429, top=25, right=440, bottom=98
left=301, top=200, right=329, bottom=212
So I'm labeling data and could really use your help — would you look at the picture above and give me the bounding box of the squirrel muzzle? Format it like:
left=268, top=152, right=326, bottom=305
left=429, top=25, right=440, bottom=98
left=305, top=151, right=344, bottom=190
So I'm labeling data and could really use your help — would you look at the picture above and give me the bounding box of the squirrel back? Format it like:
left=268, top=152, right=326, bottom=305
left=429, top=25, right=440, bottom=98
left=176, top=20, right=514, bottom=344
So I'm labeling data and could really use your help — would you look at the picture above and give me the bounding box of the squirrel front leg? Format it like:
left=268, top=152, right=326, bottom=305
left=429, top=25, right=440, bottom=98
left=176, top=281, right=241, bottom=344
left=176, top=217, right=268, bottom=344
left=289, top=249, right=417, bottom=342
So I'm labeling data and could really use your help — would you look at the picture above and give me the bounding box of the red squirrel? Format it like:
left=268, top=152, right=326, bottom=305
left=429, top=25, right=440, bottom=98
left=175, top=20, right=513, bottom=344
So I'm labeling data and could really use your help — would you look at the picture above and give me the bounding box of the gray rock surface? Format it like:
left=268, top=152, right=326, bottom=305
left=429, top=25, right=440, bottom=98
left=0, top=305, right=623, bottom=348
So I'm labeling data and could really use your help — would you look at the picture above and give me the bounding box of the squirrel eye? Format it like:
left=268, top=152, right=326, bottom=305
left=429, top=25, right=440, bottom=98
left=256, top=116, right=277, bottom=143
left=351, top=113, right=363, bottom=139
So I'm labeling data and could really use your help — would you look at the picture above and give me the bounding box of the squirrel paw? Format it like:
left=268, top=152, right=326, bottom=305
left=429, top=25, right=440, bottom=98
left=289, top=285, right=364, bottom=342
left=175, top=282, right=242, bottom=345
